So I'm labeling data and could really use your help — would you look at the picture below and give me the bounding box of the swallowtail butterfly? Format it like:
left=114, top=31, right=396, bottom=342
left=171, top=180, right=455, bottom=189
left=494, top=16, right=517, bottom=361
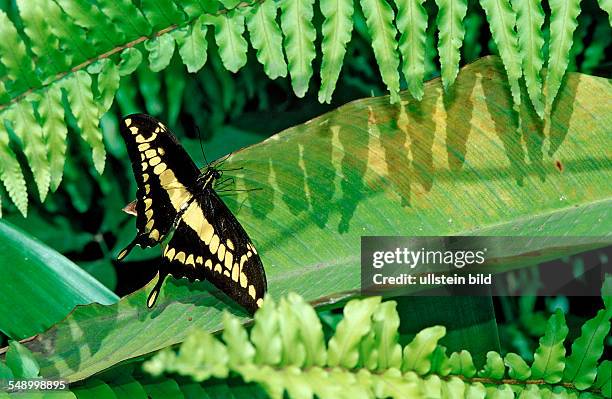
left=117, top=114, right=267, bottom=313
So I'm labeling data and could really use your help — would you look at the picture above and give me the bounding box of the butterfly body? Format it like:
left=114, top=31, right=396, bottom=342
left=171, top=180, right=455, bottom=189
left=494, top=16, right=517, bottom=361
left=117, top=114, right=267, bottom=313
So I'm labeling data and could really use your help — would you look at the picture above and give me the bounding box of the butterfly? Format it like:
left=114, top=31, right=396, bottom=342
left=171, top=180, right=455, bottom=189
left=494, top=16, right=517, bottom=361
left=116, top=114, right=267, bottom=314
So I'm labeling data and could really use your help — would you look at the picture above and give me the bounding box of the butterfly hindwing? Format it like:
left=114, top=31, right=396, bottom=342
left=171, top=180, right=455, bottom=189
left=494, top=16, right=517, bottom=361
left=118, top=114, right=200, bottom=260
left=149, top=188, right=266, bottom=313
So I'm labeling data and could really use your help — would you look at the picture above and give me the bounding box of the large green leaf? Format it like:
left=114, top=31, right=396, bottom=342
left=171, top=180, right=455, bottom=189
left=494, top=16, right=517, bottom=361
left=0, top=220, right=118, bottom=339
left=12, top=57, right=612, bottom=382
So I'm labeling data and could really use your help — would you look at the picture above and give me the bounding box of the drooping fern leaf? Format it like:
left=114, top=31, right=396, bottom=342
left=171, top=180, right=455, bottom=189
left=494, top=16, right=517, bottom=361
left=207, top=10, right=249, bottom=73
left=318, top=0, right=354, bottom=103
left=246, top=0, right=288, bottom=80
left=434, top=0, right=468, bottom=90
left=395, top=0, right=428, bottom=100
left=546, top=0, right=581, bottom=111
left=0, top=123, right=27, bottom=217
left=530, top=309, right=568, bottom=383
left=512, top=0, right=545, bottom=117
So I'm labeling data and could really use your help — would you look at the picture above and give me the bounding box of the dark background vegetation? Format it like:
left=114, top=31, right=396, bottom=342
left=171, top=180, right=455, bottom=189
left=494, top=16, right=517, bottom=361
left=0, top=0, right=610, bottom=356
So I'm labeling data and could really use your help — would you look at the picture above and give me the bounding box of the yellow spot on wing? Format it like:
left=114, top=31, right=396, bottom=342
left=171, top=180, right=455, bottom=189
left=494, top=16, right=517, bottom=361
left=144, top=198, right=152, bottom=210
left=145, top=184, right=150, bottom=194
left=226, top=240, right=234, bottom=250
left=158, top=148, right=165, bottom=155
left=153, top=163, right=167, bottom=175
left=240, top=272, right=247, bottom=288
left=145, top=219, right=154, bottom=231
left=217, top=244, right=226, bottom=262
left=125, top=118, right=132, bottom=126
left=130, top=126, right=138, bottom=135
left=210, top=235, right=220, bottom=254
left=186, top=254, right=195, bottom=266
left=143, top=174, right=149, bottom=182
left=248, top=285, right=256, bottom=299
left=145, top=209, right=153, bottom=220
left=149, top=229, right=160, bottom=240
left=118, top=249, right=128, bottom=260
left=138, top=143, right=150, bottom=151
left=231, top=263, right=239, bottom=281
left=175, top=251, right=186, bottom=263
left=135, top=133, right=157, bottom=143
left=205, top=259, right=213, bottom=269
left=256, top=298, right=263, bottom=307
left=149, top=156, right=161, bottom=166
left=165, top=247, right=175, bottom=260
left=196, top=256, right=203, bottom=265
left=223, top=270, right=230, bottom=277
left=144, top=149, right=157, bottom=158
left=141, top=162, right=148, bottom=170
left=214, top=263, right=222, bottom=273
left=224, top=252, right=233, bottom=270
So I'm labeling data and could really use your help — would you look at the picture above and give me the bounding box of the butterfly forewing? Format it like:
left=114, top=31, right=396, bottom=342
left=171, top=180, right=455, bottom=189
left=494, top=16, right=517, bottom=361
left=118, top=114, right=200, bottom=259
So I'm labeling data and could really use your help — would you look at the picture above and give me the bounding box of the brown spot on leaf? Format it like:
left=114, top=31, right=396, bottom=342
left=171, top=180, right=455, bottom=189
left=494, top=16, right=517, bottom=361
left=555, top=160, right=563, bottom=172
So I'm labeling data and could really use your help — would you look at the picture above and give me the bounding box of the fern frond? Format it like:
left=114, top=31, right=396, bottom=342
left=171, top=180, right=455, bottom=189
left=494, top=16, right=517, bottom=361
left=143, top=294, right=610, bottom=399
left=479, top=0, right=522, bottom=106
left=15, top=0, right=68, bottom=77
left=8, top=100, right=50, bottom=202
left=359, top=0, right=401, bottom=103
left=63, top=71, right=106, bottom=174
left=173, top=16, right=209, bottom=73
left=54, top=0, right=122, bottom=49
left=144, top=33, right=176, bottom=72
left=434, top=0, right=468, bottom=90
left=140, top=0, right=185, bottom=31
left=546, top=0, right=581, bottom=111
left=598, top=0, right=612, bottom=25
left=280, top=0, right=317, bottom=97
left=246, top=0, right=288, bottom=80
left=395, top=0, right=428, bottom=100
left=594, top=360, right=611, bottom=398
left=0, top=10, right=40, bottom=94
left=563, top=307, right=612, bottom=390
left=531, top=309, right=568, bottom=383
left=512, top=0, right=545, bottom=117
left=318, top=0, right=354, bottom=103
left=35, top=85, right=67, bottom=192
left=118, top=48, right=144, bottom=76
left=208, top=11, right=249, bottom=73
left=91, top=59, right=121, bottom=117
left=97, top=0, right=151, bottom=40
left=0, top=125, right=27, bottom=216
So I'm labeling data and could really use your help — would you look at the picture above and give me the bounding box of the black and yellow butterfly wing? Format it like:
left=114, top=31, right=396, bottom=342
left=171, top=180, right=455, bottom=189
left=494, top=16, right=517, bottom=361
left=118, top=114, right=200, bottom=258
left=118, top=114, right=267, bottom=313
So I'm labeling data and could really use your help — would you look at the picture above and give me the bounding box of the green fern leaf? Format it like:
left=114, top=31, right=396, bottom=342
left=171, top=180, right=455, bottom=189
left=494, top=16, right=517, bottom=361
left=140, top=0, right=185, bottom=31
left=598, top=0, right=612, bottom=25
left=54, top=0, right=121, bottom=48
left=0, top=10, right=40, bottom=93
left=40, top=0, right=94, bottom=65
left=442, top=376, right=465, bottom=399
left=402, top=325, right=446, bottom=375
left=97, top=0, right=151, bottom=40
left=423, top=374, right=442, bottom=397
left=0, top=125, right=27, bottom=216
left=280, top=0, right=317, bottom=97
left=118, top=48, right=144, bottom=76
left=512, top=0, right=545, bottom=117
left=359, top=0, right=401, bottom=103
left=448, top=350, right=476, bottom=377
left=479, top=0, right=522, bottom=106
left=487, top=384, right=514, bottom=399
left=546, top=0, right=581, bottom=111
left=208, top=11, right=249, bottom=73
left=173, top=16, right=209, bottom=73
left=251, top=297, right=282, bottom=366
left=563, top=307, right=612, bottom=390
left=35, top=84, right=67, bottom=192
left=287, top=292, right=326, bottom=367
left=466, top=381, right=486, bottom=399
left=278, top=295, right=308, bottom=366
left=328, top=296, right=380, bottom=368
left=246, top=0, right=288, bottom=80
left=8, top=101, right=50, bottom=202
left=479, top=351, right=505, bottom=379
left=430, top=345, right=452, bottom=376
left=394, top=0, right=428, bottom=100
left=63, top=70, right=106, bottom=174
left=222, top=312, right=255, bottom=369
left=594, top=360, right=611, bottom=398
left=90, top=59, right=120, bottom=116
left=373, top=368, right=420, bottom=398
left=145, top=33, right=176, bottom=72
left=434, top=0, right=468, bottom=90
left=370, top=300, right=402, bottom=370
left=504, top=352, right=531, bottom=380
left=15, top=0, right=68, bottom=76
left=318, top=0, right=354, bottom=103
left=182, top=0, right=219, bottom=19
left=531, top=309, right=568, bottom=383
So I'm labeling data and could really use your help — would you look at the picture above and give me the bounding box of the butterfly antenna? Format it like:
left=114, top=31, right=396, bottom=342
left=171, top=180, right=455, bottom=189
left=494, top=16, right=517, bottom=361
left=195, top=125, right=209, bottom=167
